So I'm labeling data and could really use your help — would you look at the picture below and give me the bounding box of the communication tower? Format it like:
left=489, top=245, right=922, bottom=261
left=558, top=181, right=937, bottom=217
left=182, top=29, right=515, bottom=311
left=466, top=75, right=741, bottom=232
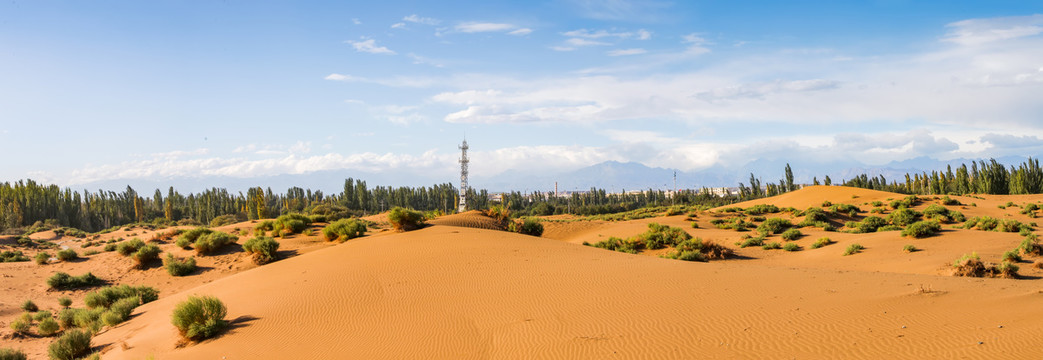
left=458, top=140, right=469, bottom=213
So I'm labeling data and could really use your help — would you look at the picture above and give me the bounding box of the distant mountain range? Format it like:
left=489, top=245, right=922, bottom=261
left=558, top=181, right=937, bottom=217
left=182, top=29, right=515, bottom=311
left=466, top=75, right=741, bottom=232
left=73, top=155, right=1037, bottom=194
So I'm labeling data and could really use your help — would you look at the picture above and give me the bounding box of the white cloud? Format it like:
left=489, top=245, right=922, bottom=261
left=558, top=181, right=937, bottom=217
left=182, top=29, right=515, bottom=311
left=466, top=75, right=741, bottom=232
left=551, top=46, right=576, bottom=52
left=351, top=18, right=361, bottom=25
left=345, top=38, right=396, bottom=55
left=456, top=22, right=517, bottom=33
left=566, top=38, right=611, bottom=46
left=403, top=14, right=440, bottom=25
left=325, top=73, right=436, bottom=88
left=562, top=28, right=636, bottom=39
left=636, top=29, right=652, bottom=40
left=607, top=48, right=647, bottom=56
left=942, top=14, right=1043, bottom=46
left=508, top=28, right=533, bottom=36
left=391, top=22, right=406, bottom=29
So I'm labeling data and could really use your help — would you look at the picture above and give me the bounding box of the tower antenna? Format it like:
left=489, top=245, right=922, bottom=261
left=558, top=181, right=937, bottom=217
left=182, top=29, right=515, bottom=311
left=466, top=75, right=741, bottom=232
left=458, top=139, right=469, bottom=213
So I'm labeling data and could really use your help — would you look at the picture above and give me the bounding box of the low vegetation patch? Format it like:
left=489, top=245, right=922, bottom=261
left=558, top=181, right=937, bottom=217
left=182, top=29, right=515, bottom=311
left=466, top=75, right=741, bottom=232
left=585, top=237, right=642, bottom=254
left=0, top=348, right=28, bottom=360
left=178, top=227, right=213, bottom=249
left=47, top=329, right=92, bottom=360
left=242, top=236, right=280, bottom=264
left=164, top=254, right=197, bottom=276
left=509, top=218, right=544, bottom=236
left=47, top=272, right=103, bottom=290
left=757, top=218, right=792, bottom=236
left=115, top=238, right=146, bottom=256
left=951, top=252, right=1020, bottom=279
left=738, top=235, right=766, bottom=248
left=171, top=296, right=228, bottom=342
left=810, top=237, right=833, bottom=249
left=780, top=228, right=802, bottom=241
left=194, top=231, right=237, bottom=255
left=84, top=285, right=159, bottom=309
left=888, top=208, right=922, bottom=227
left=782, top=242, right=800, bottom=251
left=901, top=220, right=941, bottom=238
left=761, top=241, right=782, bottom=250
left=388, top=207, right=426, bottom=231
left=0, top=250, right=30, bottom=263
left=321, top=219, right=367, bottom=241
left=55, top=249, right=78, bottom=262
left=903, top=244, right=918, bottom=253
left=843, top=243, right=865, bottom=256
left=131, top=244, right=161, bottom=269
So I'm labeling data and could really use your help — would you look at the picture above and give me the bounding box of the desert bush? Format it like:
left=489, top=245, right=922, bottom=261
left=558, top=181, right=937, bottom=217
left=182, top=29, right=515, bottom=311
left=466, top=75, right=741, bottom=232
left=964, top=216, right=999, bottom=231
left=901, top=220, right=941, bottom=238
left=55, top=249, right=78, bottom=262
left=940, top=196, right=960, bottom=205
left=131, top=244, right=161, bottom=269
left=829, top=203, right=860, bottom=216
left=1002, top=249, right=1022, bottom=262
left=853, top=216, right=888, bottom=233
left=47, top=329, right=92, bottom=360
left=58, top=297, right=72, bottom=308
left=84, top=285, right=158, bottom=309
left=510, top=218, right=544, bottom=236
left=998, top=219, right=1030, bottom=233
left=32, top=310, right=52, bottom=322
left=102, top=244, right=116, bottom=252
left=952, top=252, right=984, bottom=277
left=164, top=254, right=197, bottom=276
left=21, top=299, right=38, bottom=312
left=9, top=319, right=30, bottom=334
left=1018, top=235, right=1042, bottom=256
left=322, top=219, right=367, bottom=241
left=782, top=243, right=800, bottom=251
left=115, top=239, right=146, bottom=256
left=38, top=317, right=60, bottom=336
left=1, top=250, right=30, bottom=263
left=843, top=243, right=864, bottom=256
left=0, top=348, right=28, bottom=360
left=757, top=218, right=792, bottom=235
left=996, top=261, right=1020, bottom=278
left=780, top=228, right=802, bottom=241
left=761, top=242, right=782, bottom=250
left=34, top=252, right=50, bottom=265
left=638, top=223, right=692, bottom=250
left=47, top=272, right=102, bottom=290
left=586, top=237, right=642, bottom=254
left=810, top=237, right=833, bottom=249
left=179, top=227, right=213, bottom=245
left=194, top=231, right=237, bottom=255
left=888, top=208, right=921, bottom=227
left=241, top=236, right=280, bottom=265
left=174, top=237, right=192, bottom=249
left=903, top=244, right=918, bottom=253
left=208, top=214, right=239, bottom=228
left=690, top=222, right=699, bottom=229
left=744, top=204, right=779, bottom=215
left=663, top=250, right=707, bottom=262
left=171, top=296, right=228, bottom=341
left=801, top=207, right=830, bottom=223
left=106, top=297, right=141, bottom=323
left=388, top=207, right=426, bottom=231
left=739, top=236, right=766, bottom=248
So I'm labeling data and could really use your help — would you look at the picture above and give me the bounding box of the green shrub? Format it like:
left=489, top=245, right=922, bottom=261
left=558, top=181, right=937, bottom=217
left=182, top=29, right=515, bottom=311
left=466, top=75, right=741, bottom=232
left=757, top=218, right=792, bottom=235
left=888, top=208, right=922, bottom=227
left=194, top=232, right=237, bottom=255
left=780, top=228, right=802, bottom=241
left=9, top=319, right=30, bottom=334
left=638, top=223, right=692, bottom=250
left=782, top=243, right=800, bottom=251
left=58, top=297, right=72, bottom=308
left=47, top=272, right=102, bottom=290
left=179, top=228, right=213, bottom=247
left=903, top=244, right=918, bottom=253
left=209, top=214, right=240, bottom=228
left=810, top=237, right=833, bottom=249
left=388, top=207, right=426, bottom=231
left=106, top=297, right=141, bottom=322
left=115, top=238, right=146, bottom=256
left=102, top=244, right=116, bottom=252
left=33, top=310, right=52, bottom=322
left=131, top=244, right=161, bottom=269
left=38, top=317, right=60, bottom=336
left=55, top=249, right=78, bottom=262
left=0, top=348, right=28, bottom=360
left=164, top=254, right=197, bottom=276
left=997, top=261, right=1020, bottom=278
left=100, top=311, right=123, bottom=327
left=1003, top=249, right=1022, bottom=262
left=964, top=216, right=999, bottom=231
left=21, top=299, right=38, bottom=312
left=322, top=219, right=367, bottom=241
left=901, top=220, right=942, bottom=238
left=998, top=219, right=1030, bottom=233
left=690, top=222, right=699, bottom=229
left=47, top=329, right=92, bottom=360
left=84, top=285, right=158, bottom=309
left=744, top=204, right=780, bottom=215
left=662, top=249, right=707, bottom=262
left=853, top=216, right=888, bottom=233
left=35, top=252, right=50, bottom=265
left=587, top=237, right=643, bottom=254
left=242, top=236, right=280, bottom=265
left=762, top=242, right=782, bottom=250
left=739, top=236, right=765, bottom=248
left=514, top=218, right=544, bottom=236
left=0, top=250, right=29, bottom=263
left=171, top=296, right=228, bottom=341
left=174, top=237, right=192, bottom=249
left=843, top=243, right=864, bottom=256
left=940, top=196, right=960, bottom=205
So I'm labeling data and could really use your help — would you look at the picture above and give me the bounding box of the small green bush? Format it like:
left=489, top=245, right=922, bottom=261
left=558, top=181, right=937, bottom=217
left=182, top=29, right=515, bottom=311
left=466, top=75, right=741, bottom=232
left=103, top=244, right=116, bottom=252
left=21, top=299, right=38, bottom=312
left=514, top=218, right=544, bottom=236
left=178, top=228, right=213, bottom=248
left=84, top=285, right=159, bottom=309
left=0, top=250, right=30, bottom=263
left=762, top=242, right=782, bottom=250
left=171, top=296, right=228, bottom=341
left=47, top=329, right=92, bottom=360
left=903, top=244, right=918, bottom=253
left=810, top=237, right=833, bottom=249
left=35, top=252, right=50, bottom=265
left=242, top=236, right=280, bottom=265
left=47, top=272, right=103, bottom=290
left=322, top=219, right=367, bottom=241
left=964, top=216, right=1000, bottom=231
left=888, top=208, right=922, bottom=227
left=115, top=238, right=146, bottom=256
left=0, top=348, right=28, bottom=360
left=388, top=207, right=426, bottom=231
left=587, top=237, right=642, bottom=254
left=782, top=243, right=800, bottom=251
left=164, top=254, right=197, bottom=276
left=194, top=232, right=237, bottom=255
left=739, top=236, right=765, bottom=248
left=58, top=297, right=73, bottom=308
left=174, top=237, right=192, bottom=249
left=757, top=218, right=792, bottom=235
left=131, top=244, right=161, bottom=269
left=901, top=220, right=941, bottom=238
left=56, top=249, right=78, bottom=262
left=209, top=214, right=240, bottom=227
left=33, top=310, right=52, bottom=322
left=843, top=243, right=865, bottom=256
left=9, top=319, right=30, bottom=334
left=780, top=228, right=802, bottom=241
left=38, top=317, right=60, bottom=336
left=1003, top=249, right=1022, bottom=262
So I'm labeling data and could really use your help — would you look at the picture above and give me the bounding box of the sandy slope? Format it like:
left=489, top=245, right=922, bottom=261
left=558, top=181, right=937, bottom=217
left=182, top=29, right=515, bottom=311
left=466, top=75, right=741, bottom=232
left=92, top=225, right=1043, bottom=359
left=427, top=210, right=506, bottom=230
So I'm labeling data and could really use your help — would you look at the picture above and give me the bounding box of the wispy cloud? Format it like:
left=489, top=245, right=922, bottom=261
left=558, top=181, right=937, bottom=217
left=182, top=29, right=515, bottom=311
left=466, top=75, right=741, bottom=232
left=607, top=48, right=647, bottom=56
left=345, top=38, right=396, bottom=54
left=566, top=38, right=611, bottom=46
left=324, top=73, right=437, bottom=88
left=508, top=28, right=533, bottom=36
left=403, top=14, right=440, bottom=25
left=942, top=14, right=1043, bottom=46
left=562, top=28, right=648, bottom=39
left=456, top=22, right=518, bottom=33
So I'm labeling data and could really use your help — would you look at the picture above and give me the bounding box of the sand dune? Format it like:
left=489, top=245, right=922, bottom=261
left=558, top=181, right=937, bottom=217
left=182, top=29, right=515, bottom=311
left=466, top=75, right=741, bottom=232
left=427, top=210, right=506, bottom=230
left=92, top=225, right=1043, bottom=359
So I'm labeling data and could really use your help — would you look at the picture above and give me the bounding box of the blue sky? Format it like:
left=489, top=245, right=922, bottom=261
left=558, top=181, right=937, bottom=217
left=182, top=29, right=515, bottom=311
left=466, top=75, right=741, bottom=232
left=1, top=0, right=1042, bottom=188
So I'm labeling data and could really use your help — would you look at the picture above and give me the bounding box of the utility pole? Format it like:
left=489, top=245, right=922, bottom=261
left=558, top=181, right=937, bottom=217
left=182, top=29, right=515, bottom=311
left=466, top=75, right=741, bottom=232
left=458, top=140, right=469, bottom=213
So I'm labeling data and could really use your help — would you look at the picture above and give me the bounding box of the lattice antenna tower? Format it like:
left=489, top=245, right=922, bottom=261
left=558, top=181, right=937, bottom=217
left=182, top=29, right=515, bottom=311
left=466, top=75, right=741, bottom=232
left=458, top=140, right=469, bottom=213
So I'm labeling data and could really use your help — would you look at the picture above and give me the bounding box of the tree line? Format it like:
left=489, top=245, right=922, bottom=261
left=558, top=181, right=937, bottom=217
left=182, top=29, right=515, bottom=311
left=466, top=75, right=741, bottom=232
left=841, top=158, right=1042, bottom=195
